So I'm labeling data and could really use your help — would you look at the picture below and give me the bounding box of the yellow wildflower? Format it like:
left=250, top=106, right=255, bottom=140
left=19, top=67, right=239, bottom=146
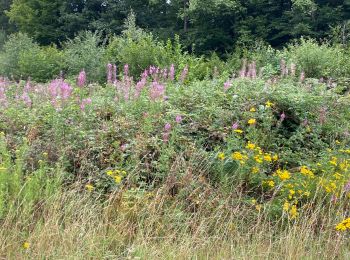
left=300, top=166, right=315, bottom=178
left=329, top=157, right=338, bottom=166
left=250, top=107, right=256, bottom=112
left=251, top=199, right=257, bottom=205
left=248, top=118, right=256, bottom=125
left=268, top=180, right=275, bottom=188
left=264, top=154, right=272, bottom=162
left=283, top=201, right=290, bottom=211
left=265, top=101, right=274, bottom=108
left=114, top=175, right=122, bottom=184
left=276, top=169, right=291, bottom=181
left=246, top=142, right=256, bottom=150
left=234, top=129, right=243, bottom=134
left=254, top=155, right=263, bottom=164
left=251, top=167, right=259, bottom=174
left=218, top=152, right=225, bottom=161
left=106, top=170, right=114, bottom=176
left=255, top=204, right=262, bottom=211
left=23, top=242, right=30, bottom=250
left=85, top=184, right=94, bottom=192
left=289, top=205, right=298, bottom=219
left=272, top=154, right=278, bottom=161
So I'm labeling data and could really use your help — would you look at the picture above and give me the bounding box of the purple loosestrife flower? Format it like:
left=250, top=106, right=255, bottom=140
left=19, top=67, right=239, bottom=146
left=239, top=59, right=247, bottom=78
left=21, top=91, right=32, bottom=107
left=150, top=81, right=165, bottom=101
left=224, top=80, right=232, bottom=92
left=290, top=63, right=296, bottom=77
left=80, top=98, right=92, bottom=111
left=135, top=77, right=147, bottom=99
left=124, top=64, right=129, bottom=77
left=49, top=78, right=73, bottom=108
left=169, top=64, right=175, bottom=81
left=162, top=132, right=170, bottom=143
left=0, top=86, right=7, bottom=107
left=280, top=59, right=287, bottom=77
left=180, top=65, right=188, bottom=83
left=344, top=180, right=350, bottom=192
left=300, top=71, right=305, bottom=83
left=77, top=70, right=86, bottom=88
left=107, top=64, right=113, bottom=84
left=175, top=115, right=183, bottom=123
left=232, top=122, right=239, bottom=130
left=164, top=123, right=172, bottom=132
left=280, top=112, right=286, bottom=122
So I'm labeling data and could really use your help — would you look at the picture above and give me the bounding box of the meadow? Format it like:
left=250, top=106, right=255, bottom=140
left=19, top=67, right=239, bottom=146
left=1, top=23, right=350, bottom=259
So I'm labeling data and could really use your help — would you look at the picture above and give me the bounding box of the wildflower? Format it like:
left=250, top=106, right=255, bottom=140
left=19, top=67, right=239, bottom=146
left=254, top=155, right=263, bottom=164
left=335, top=218, right=350, bottom=231
left=265, top=101, right=274, bottom=108
left=85, top=184, right=94, bottom=192
left=107, top=64, right=113, bottom=83
left=232, top=152, right=247, bottom=163
left=276, top=169, right=291, bottom=181
left=114, top=175, right=122, bottom=184
left=248, top=118, right=256, bottom=125
left=77, top=70, right=86, bottom=87
left=218, top=153, right=225, bottom=161
left=106, top=170, right=114, bottom=176
left=224, top=80, right=232, bottom=92
left=250, top=107, right=256, bottom=112
left=251, top=167, right=259, bottom=174
left=272, top=154, right=278, bottom=161
left=283, top=201, right=290, bottom=211
left=175, top=115, right=183, bottom=123
left=255, top=204, right=262, bottom=211
left=267, top=180, right=275, bottom=188
left=329, top=157, right=338, bottom=166
left=300, top=166, right=315, bottom=178
left=169, top=64, right=175, bottom=81
left=289, top=205, right=298, bottom=219
left=264, top=154, right=272, bottom=162
left=23, top=242, right=30, bottom=250
left=150, top=81, right=165, bottom=101
left=180, top=65, right=188, bottom=82
left=280, top=112, right=286, bottom=122
left=164, top=123, right=172, bottom=132
left=246, top=142, right=256, bottom=150
left=80, top=98, right=92, bottom=111
left=251, top=199, right=257, bottom=205
left=232, top=122, right=239, bottom=130
left=234, top=129, right=243, bottom=134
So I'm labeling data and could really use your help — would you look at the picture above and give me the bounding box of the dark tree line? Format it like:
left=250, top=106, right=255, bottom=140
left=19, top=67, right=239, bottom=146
left=1, top=0, right=350, bottom=53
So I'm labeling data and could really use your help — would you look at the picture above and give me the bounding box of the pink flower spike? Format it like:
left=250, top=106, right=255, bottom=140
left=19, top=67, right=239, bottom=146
left=175, top=115, right=183, bottom=123
left=77, top=70, right=86, bottom=88
left=232, top=122, right=239, bottom=130
left=164, top=123, right=172, bottom=132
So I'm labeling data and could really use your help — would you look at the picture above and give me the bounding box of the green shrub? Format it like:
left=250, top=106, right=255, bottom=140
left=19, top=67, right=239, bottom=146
left=63, top=31, right=106, bottom=82
left=285, top=38, right=349, bottom=78
left=0, top=33, right=38, bottom=79
left=18, top=46, right=64, bottom=82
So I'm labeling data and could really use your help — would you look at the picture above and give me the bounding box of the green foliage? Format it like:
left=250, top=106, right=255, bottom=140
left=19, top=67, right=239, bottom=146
left=285, top=38, right=349, bottom=78
left=0, top=32, right=38, bottom=79
left=0, top=134, right=61, bottom=218
left=18, top=46, right=64, bottom=82
left=63, top=31, right=106, bottom=82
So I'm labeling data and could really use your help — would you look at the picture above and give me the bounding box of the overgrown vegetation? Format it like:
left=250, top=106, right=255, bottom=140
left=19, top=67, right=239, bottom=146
left=1, top=9, right=350, bottom=259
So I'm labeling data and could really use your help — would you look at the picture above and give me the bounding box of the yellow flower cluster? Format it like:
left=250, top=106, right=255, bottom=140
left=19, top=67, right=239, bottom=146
left=106, top=169, right=127, bottom=184
left=283, top=202, right=298, bottom=219
left=335, top=218, right=350, bottom=231
left=275, top=169, right=291, bottom=181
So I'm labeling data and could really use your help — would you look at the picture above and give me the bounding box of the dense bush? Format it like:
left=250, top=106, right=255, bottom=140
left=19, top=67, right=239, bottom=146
left=0, top=33, right=39, bottom=79
left=63, top=31, right=106, bottom=82
left=285, top=38, right=350, bottom=78
left=18, top=46, right=64, bottom=82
